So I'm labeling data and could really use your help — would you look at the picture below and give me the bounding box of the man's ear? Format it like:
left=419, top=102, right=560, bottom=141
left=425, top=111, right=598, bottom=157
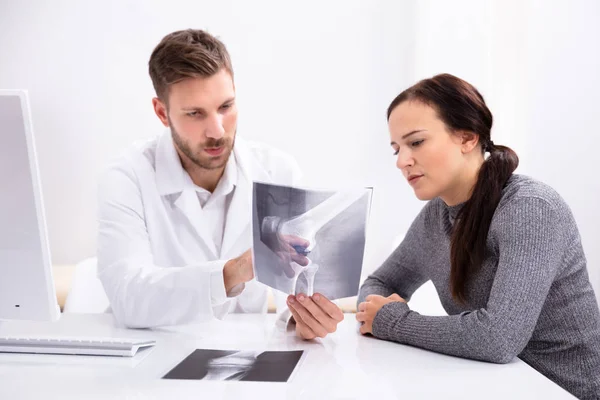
left=460, top=131, right=480, bottom=154
left=152, top=97, right=169, bottom=127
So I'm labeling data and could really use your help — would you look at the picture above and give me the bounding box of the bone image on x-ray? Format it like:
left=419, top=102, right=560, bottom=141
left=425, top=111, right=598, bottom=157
left=204, top=350, right=262, bottom=381
left=162, top=349, right=304, bottom=382
left=261, top=189, right=367, bottom=296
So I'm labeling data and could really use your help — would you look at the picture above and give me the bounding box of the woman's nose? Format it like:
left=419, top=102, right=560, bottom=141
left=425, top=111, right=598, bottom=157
left=396, top=148, right=414, bottom=170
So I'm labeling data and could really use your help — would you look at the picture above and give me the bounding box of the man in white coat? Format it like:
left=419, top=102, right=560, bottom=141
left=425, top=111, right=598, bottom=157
left=97, top=29, right=343, bottom=339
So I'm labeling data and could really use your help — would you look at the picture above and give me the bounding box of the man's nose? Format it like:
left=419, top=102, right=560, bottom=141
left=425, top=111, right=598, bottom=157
left=205, top=113, right=225, bottom=139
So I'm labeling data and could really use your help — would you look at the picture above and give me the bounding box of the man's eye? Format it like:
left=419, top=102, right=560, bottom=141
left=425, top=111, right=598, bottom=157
left=186, top=111, right=198, bottom=117
left=220, top=104, right=232, bottom=111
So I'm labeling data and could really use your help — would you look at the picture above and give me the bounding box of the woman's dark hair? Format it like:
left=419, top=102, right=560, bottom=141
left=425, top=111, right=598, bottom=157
left=387, top=73, right=519, bottom=303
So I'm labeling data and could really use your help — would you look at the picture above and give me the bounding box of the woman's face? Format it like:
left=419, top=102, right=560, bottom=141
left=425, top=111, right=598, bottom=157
left=388, top=100, right=472, bottom=202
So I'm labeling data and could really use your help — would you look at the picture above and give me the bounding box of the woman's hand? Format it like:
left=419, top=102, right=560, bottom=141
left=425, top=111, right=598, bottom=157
left=356, top=293, right=406, bottom=335
left=287, top=293, right=344, bottom=340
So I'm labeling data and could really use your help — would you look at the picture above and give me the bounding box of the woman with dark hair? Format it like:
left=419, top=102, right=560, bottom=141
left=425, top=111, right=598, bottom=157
left=356, top=74, right=600, bottom=399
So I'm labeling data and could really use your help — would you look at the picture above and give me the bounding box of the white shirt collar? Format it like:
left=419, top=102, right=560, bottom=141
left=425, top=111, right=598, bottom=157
left=193, top=151, right=238, bottom=200
left=155, top=130, right=238, bottom=197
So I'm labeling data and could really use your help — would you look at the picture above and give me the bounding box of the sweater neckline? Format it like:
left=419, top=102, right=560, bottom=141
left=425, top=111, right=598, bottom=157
left=445, top=201, right=465, bottom=225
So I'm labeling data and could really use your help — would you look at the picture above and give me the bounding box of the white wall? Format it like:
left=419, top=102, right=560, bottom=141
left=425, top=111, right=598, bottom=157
left=520, top=0, right=600, bottom=302
left=0, top=0, right=598, bottom=304
left=411, top=0, right=600, bottom=306
left=0, top=0, right=417, bottom=274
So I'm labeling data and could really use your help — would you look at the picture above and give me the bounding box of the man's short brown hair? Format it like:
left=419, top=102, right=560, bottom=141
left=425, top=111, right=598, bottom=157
left=148, top=29, right=233, bottom=102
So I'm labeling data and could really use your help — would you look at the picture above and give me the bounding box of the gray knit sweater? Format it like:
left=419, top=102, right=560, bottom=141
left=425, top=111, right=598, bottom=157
left=358, top=174, right=600, bottom=399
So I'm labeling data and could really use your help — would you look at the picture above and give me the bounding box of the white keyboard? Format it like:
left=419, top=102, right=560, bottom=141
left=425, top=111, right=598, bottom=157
left=0, top=336, right=156, bottom=357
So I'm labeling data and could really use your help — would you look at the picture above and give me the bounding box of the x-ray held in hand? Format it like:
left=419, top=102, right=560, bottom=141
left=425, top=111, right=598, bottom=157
left=252, top=182, right=372, bottom=300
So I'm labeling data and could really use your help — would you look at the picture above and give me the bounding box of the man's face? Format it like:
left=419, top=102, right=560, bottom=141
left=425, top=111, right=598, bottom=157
left=153, top=69, right=237, bottom=170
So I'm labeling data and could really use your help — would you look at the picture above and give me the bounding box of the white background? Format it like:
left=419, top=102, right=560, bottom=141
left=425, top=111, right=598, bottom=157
left=0, top=0, right=598, bottom=307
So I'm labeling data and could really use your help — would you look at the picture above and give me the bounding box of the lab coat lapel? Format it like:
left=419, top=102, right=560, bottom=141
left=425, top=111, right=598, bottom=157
left=155, top=131, right=219, bottom=259
left=220, top=171, right=250, bottom=258
left=220, top=140, right=271, bottom=257
left=173, top=189, right=218, bottom=259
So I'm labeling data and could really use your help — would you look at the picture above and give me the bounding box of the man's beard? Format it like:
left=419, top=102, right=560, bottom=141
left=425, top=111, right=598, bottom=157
left=170, top=126, right=235, bottom=171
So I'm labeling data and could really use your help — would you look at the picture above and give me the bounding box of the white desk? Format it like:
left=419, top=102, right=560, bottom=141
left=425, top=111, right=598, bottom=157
left=0, top=313, right=575, bottom=399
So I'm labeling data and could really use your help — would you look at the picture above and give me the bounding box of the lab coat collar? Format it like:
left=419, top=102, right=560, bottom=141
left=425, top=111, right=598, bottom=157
left=206, top=150, right=237, bottom=199
left=155, top=130, right=271, bottom=196
left=220, top=137, right=271, bottom=256
left=154, top=131, right=272, bottom=258
left=155, top=130, right=187, bottom=196
left=231, top=136, right=271, bottom=186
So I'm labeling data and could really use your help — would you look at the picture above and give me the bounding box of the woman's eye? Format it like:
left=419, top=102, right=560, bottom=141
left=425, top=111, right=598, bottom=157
left=411, top=139, right=424, bottom=147
left=186, top=111, right=198, bottom=117
left=393, top=149, right=399, bottom=156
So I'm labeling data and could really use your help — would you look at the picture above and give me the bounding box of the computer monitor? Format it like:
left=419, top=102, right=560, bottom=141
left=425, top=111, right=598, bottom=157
left=0, top=90, right=60, bottom=322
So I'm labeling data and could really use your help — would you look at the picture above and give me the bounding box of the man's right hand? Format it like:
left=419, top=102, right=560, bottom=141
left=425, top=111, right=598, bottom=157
left=223, top=249, right=254, bottom=295
left=275, top=234, right=310, bottom=277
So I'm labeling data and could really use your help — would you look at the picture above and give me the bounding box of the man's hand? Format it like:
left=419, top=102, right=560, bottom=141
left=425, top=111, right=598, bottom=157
left=356, top=293, right=406, bottom=335
left=275, top=234, right=310, bottom=277
left=287, top=292, right=344, bottom=339
left=223, top=249, right=254, bottom=295
left=259, top=216, right=310, bottom=276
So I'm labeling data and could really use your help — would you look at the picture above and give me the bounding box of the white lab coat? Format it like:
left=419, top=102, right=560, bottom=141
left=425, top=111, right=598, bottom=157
left=97, top=131, right=301, bottom=328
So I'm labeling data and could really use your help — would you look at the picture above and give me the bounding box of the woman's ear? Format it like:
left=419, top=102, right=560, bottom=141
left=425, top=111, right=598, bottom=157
left=460, top=131, right=480, bottom=154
